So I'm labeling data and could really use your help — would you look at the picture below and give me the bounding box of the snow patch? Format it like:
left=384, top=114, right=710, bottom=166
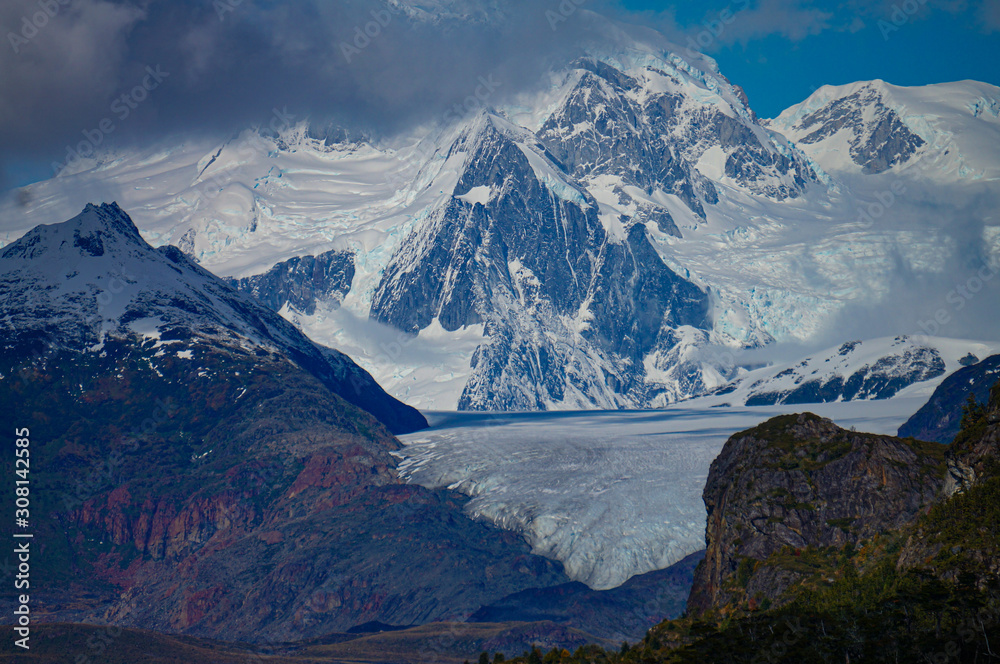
left=457, top=185, right=492, bottom=206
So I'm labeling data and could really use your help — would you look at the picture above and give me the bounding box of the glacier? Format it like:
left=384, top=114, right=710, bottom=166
left=396, top=395, right=941, bottom=590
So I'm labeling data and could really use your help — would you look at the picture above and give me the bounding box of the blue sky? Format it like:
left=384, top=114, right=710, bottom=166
left=619, top=0, right=1000, bottom=117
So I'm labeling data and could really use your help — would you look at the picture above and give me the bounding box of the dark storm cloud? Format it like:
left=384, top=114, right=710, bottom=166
left=0, top=0, right=616, bottom=175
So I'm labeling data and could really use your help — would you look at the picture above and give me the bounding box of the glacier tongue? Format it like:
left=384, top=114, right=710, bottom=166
left=397, top=410, right=721, bottom=590
left=397, top=397, right=933, bottom=590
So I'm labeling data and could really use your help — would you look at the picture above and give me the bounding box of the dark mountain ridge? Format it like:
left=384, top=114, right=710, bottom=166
left=0, top=204, right=581, bottom=643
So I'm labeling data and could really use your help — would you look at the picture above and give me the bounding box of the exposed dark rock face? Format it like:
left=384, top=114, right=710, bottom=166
left=688, top=413, right=947, bottom=615
left=0, top=343, right=568, bottom=644
left=897, top=380, right=1000, bottom=579
left=789, top=83, right=926, bottom=173
left=951, top=380, right=1000, bottom=474
left=538, top=65, right=712, bottom=219
left=899, top=354, right=1000, bottom=443
left=227, top=249, right=355, bottom=316
left=639, top=381, right=1000, bottom=660
left=939, top=378, right=1000, bottom=495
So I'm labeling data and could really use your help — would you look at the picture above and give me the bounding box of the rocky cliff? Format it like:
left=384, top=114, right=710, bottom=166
left=896, top=380, right=1000, bottom=581
left=687, top=413, right=948, bottom=615
left=629, top=386, right=1000, bottom=660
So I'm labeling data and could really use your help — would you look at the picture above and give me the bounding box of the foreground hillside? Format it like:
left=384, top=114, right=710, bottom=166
left=0, top=621, right=618, bottom=664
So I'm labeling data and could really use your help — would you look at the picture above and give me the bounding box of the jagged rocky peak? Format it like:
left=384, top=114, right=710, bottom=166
left=371, top=109, right=601, bottom=336
left=771, top=80, right=927, bottom=174
left=2, top=201, right=285, bottom=352
left=537, top=54, right=818, bottom=218
left=688, top=412, right=948, bottom=615
left=3, top=202, right=142, bottom=262
left=448, top=111, right=587, bottom=199
left=369, top=106, right=713, bottom=410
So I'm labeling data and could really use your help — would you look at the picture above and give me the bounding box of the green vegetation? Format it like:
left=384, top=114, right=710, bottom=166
left=952, top=393, right=990, bottom=453
left=735, top=558, right=756, bottom=588
left=489, top=478, right=1000, bottom=663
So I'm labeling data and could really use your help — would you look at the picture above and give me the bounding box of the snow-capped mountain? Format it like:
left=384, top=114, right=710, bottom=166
left=535, top=57, right=817, bottom=218
left=369, top=111, right=716, bottom=410
left=2, top=14, right=999, bottom=411
left=389, top=0, right=509, bottom=23
left=0, top=202, right=426, bottom=434
left=697, top=336, right=1000, bottom=408
left=770, top=79, right=1000, bottom=179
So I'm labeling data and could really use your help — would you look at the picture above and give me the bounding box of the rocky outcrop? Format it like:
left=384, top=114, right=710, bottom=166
left=227, top=249, right=355, bottom=316
left=896, top=380, right=1000, bottom=582
left=688, top=413, right=948, bottom=615
left=638, top=383, right=1000, bottom=664
left=948, top=380, right=1000, bottom=475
